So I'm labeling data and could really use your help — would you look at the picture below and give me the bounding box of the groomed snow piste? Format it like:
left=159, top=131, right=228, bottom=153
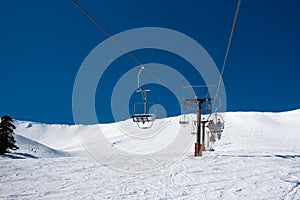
left=1, top=110, right=300, bottom=199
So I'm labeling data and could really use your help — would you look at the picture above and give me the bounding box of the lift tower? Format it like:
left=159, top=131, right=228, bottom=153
left=184, top=97, right=212, bottom=156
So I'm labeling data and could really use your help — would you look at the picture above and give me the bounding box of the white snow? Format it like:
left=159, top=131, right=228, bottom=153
left=1, top=110, right=300, bottom=199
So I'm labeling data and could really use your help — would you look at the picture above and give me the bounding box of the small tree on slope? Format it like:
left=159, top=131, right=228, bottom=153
left=0, top=115, right=18, bottom=155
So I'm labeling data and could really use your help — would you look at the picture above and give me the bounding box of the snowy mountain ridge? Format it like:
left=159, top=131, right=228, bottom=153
left=12, top=109, right=300, bottom=156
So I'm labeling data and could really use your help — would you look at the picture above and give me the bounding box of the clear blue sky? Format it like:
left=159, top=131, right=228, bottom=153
left=0, top=0, right=299, bottom=124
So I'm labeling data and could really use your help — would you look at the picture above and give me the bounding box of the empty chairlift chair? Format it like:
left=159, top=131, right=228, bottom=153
left=131, top=66, right=156, bottom=129
left=131, top=92, right=156, bottom=129
left=179, top=114, right=189, bottom=127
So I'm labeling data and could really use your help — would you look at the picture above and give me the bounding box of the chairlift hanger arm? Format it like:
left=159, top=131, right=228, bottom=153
left=137, top=66, right=146, bottom=90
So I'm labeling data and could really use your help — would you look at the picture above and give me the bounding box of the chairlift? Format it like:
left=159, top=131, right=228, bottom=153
left=179, top=114, right=189, bottom=127
left=131, top=66, right=156, bottom=129
left=207, top=113, right=225, bottom=135
left=132, top=100, right=156, bottom=129
left=179, top=100, right=190, bottom=127
left=191, top=120, right=197, bottom=135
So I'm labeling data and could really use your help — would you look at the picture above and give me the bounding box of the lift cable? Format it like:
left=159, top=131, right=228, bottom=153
left=71, top=0, right=174, bottom=97
left=215, top=0, right=241, bottom=98
left=71, top=0, right=144, bottom=68
left=72, top=0, right=241, bottom=112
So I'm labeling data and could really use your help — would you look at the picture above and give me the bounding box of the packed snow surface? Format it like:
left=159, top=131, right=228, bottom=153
left=1, top=110, right=300, bottom=199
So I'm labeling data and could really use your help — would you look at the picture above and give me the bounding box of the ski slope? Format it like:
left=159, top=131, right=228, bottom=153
left=1, top=110, right=300, bottom=199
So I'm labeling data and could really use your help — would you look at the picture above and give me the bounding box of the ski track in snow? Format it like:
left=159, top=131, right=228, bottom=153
left=1, top=110, right=300, bottom=199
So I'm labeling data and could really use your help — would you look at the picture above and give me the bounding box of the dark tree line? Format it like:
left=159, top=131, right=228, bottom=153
left=0, top=115, right=18, bottom=155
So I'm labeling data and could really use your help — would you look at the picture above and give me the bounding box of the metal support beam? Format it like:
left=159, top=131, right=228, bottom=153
left=196, top=101, right=201, bottom=156
left=201, top=120, right=209, bottom=151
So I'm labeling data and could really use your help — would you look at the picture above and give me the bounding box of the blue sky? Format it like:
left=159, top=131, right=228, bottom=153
left=0, top=0, right=300, bottom=124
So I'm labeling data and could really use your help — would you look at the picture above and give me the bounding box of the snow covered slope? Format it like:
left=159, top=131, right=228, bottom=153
left=218, top=109, right=300, bottom=152
left=1, top=110, right=300, bottom=199
left=14, top=121, right=84, bottom=152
